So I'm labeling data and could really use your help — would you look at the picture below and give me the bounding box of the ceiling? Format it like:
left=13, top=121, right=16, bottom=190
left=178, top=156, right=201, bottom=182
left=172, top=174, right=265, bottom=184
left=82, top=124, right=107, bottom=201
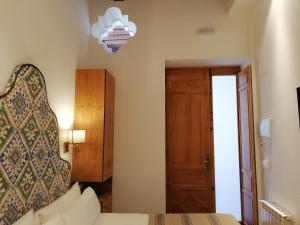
left=224, top=0, right=260, bottom=13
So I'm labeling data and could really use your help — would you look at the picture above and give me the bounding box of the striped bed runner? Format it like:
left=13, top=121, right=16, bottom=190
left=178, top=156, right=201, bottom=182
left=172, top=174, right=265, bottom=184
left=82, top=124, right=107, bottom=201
left=148, top=214, right=240, bottom=225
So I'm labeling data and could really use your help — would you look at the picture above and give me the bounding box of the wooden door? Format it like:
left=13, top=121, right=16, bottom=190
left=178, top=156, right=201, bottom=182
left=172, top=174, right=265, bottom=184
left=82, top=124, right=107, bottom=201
left=237, top=67, right=258, bottom=225
left=166, top=68, right=215, bottom=213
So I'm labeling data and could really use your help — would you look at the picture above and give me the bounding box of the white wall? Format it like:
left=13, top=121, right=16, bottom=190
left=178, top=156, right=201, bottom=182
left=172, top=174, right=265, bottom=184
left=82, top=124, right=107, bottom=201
left=213, top=76, right=241, bottom=220
left=0, top=0, right=253, bottom=214
left=87, top=0, right=250, bottom=213
left=251, top=0, right=300, bottom=223
left=0, top=0, right=90, bottom=161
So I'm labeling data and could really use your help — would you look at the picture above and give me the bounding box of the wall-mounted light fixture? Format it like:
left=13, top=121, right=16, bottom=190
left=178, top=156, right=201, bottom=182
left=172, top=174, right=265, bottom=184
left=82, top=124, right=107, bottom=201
left=64, top=130, right=86, bottom=153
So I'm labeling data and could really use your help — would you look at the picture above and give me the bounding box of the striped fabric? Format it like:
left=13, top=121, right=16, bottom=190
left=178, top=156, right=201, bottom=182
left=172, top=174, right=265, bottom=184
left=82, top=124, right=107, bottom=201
left=149, top=214, right=240, bottom=225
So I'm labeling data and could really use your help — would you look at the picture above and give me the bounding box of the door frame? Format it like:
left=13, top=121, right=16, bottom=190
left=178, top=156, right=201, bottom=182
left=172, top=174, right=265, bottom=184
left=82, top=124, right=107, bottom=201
left=165, top=66, right=258, bottom=222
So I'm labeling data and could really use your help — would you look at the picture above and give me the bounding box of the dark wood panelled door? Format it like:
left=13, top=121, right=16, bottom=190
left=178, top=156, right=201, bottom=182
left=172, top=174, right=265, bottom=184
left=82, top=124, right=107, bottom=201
left=166, top=68, right=215, bottom=213
left=237, top=67, right=258, bottom=225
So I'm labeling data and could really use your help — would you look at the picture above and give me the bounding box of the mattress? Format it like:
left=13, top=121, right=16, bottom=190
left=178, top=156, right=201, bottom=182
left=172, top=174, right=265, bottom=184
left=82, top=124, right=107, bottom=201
left=94, top=213, right=239, bottom=225
left=149, top=213, right=240, bottom=225
left=94, top=213, right=149, bottom=225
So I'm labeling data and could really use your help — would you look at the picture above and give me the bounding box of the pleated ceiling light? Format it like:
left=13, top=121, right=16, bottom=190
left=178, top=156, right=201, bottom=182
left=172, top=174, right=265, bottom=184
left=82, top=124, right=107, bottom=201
left=91, top=7, right=137, bottom=54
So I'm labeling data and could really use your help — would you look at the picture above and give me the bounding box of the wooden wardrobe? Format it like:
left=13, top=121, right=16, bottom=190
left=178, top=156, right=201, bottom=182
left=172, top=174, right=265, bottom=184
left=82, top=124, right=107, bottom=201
left=71, top=69, right=115, bottom=183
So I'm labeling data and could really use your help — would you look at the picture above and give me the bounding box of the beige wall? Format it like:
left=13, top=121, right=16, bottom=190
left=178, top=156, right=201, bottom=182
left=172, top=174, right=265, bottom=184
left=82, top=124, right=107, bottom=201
left=0, top=0, right=90, bottom=161
left=251, top=0, right=300, bottom=223
left=0, top=0, right=263, bottom=215
left=87, top=0, right=250, bottom=213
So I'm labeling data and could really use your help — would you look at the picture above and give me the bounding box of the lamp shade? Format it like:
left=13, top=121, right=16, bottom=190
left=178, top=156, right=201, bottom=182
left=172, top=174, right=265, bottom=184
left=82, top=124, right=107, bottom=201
left=69, top=130, right=86, bottom=144
left=91, top=7, right=137, bottom=54
left=128, top=21, right=137, bottom=37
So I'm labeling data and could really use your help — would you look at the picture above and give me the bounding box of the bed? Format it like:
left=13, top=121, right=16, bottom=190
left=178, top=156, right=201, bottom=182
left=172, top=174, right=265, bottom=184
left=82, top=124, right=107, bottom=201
left=0, top=64, right=71, bottom=225
left=0, top=64, right=239, bottom=225
left=95, top=213, right=239, bottom=225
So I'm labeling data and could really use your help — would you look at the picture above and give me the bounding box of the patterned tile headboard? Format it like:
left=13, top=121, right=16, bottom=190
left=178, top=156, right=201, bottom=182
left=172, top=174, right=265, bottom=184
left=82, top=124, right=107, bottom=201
left=0, top=64, right=71, bottom=225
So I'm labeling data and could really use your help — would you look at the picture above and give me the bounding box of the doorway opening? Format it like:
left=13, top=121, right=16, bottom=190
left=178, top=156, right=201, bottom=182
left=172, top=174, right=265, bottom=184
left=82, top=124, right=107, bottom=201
left=165, top=66, right=258, bottom=225
left=212, top=75, right=241, bottom=220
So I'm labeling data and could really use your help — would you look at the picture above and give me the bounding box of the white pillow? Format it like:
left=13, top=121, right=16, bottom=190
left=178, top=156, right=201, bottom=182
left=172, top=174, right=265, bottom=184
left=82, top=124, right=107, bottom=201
left=35, top=182, right=81, bottom=223
left=62, top=187, right=100, bottom=225
left=13, top=210, right=38, bottom=225
left=43, top=214, right=65, bottom=225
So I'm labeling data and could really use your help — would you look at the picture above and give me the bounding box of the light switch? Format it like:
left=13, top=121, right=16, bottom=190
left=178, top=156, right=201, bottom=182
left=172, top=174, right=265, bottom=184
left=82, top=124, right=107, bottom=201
left=262, top=159, right=271, bottom=169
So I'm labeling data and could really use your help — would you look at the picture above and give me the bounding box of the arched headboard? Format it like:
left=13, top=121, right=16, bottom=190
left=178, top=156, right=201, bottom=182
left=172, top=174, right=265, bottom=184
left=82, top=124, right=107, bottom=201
left=0, top=64, right=71, bottom=225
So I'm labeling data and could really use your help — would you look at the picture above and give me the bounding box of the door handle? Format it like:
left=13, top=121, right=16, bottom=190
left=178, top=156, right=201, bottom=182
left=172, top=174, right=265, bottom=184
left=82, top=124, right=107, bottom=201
left=204, top=154, right=211, bottom=170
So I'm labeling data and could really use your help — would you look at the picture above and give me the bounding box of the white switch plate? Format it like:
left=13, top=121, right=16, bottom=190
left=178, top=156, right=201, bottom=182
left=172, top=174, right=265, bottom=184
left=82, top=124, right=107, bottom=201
left=262, top=159, right=271, bottom=169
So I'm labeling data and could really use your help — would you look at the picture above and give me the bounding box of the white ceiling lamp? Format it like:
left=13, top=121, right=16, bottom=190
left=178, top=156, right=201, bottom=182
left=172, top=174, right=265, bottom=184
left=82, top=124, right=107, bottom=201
left=91, top=7, right=137, bottom=54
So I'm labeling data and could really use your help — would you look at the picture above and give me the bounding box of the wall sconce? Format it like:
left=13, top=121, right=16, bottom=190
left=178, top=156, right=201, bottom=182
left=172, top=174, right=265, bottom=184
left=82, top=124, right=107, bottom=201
left=64, top=130, right=86, bottom=153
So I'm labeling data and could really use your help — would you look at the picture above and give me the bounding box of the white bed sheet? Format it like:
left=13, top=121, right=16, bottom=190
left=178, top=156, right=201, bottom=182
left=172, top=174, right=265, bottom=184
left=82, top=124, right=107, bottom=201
left=94, top=213, right=149, bottom=225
